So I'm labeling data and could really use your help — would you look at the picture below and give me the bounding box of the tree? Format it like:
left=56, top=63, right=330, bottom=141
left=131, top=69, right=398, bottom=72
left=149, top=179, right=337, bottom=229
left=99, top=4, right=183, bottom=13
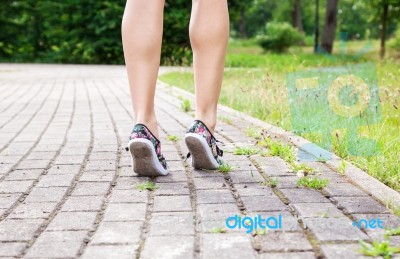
left=292, top=0, right=304, bottom=33
left=321, top=0, right=339, bottom=54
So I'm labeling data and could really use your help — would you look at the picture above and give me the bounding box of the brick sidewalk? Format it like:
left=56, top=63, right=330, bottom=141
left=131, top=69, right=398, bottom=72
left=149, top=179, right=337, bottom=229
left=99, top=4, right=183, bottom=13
left=0, top=64, right=399, bottom=259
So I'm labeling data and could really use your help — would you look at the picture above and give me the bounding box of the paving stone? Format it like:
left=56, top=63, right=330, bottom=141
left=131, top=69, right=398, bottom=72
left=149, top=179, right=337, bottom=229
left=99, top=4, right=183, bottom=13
left=191, top=169, right=224, bottom=178
left=16, top=159, right=50, bottom=170
left=241, top=196, right=288, bottom=212
left=79, top=170, right=115, bottom=182
left=47, top=164, right=81, bottom=175
left=291, top=203, right=345, bottom=218
left=271, top=176, right=299, bottom=188
left=47, top=211, right=98, bottom=230
left=24, top=231, right=87, bottom=258
left=153, top=195, right=192, bottom=212
left=26, top=151, right=57, bottom=160
left=332, top=196, right=389, bottom=214
left=0, top=180, right=33, bottom=193
left=235, top=183, right=275, bottom=197
left=85, top=160, right=116, bottom=171
left=0, top=193, right=20, bottom=208
left=254, top=155, right=293, bottom=176
left=24, top=187, right=68, bottom=203
left=54, top=155, right=86, bottom=165
left=198, top=203, right=239, bottom=221
left=259, top=252, right=316, bottom=259
left=254, top=231, right=313, bottom=252
left=0, top=242, right=27, bottom=257
left=0, top=219, right=43, bottom=241
left=304, top=217, right=369, bottom=242
left=82, top=245, right=137, bottom=259
left=103, top=203, right=146, bottom=222
left=279, top=188, right=330, bottom=203
left=61, top=195, right=105, bottom=211
left=229, top=170, right=264, bottom=183
left=154, top=182, right=190, bottom=195
left=90, top=221, right=142, bottom=244
left=196, top=189, right=235, bottom=204
left=71, top=182, right=110, bottom=196
left=202, top=234, right=256, bottom=259
left=324, top=182, right=369, bottom=197
left=114, top=176, right=150, bottom=189
left=351, top=213, right=400, bottom=240
left=148, top=212, right=195, bottom=236
left=192, top=177, right=228, bottom=190
left=9, top=202, right=57, bottom=219
left=36, top=173, right=76, bottom=187
left=5, top=169, right=43, bottom=180
left=141, top=236, right=194, bottom=259
left=109, top=189, right=148, bottom=203
left=320, top=244, right=370, bottom=259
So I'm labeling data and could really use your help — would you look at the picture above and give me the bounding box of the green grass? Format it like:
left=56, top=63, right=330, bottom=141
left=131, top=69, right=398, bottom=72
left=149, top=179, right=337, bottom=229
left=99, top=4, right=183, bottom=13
left=181, top=98, right=191, bottom=112
left=258, top=137, right=295, bottom=163
left=136, top=181, right=159, bottom=191
left=338, top=160, right=348, bottom=175
left=246, top=127, right=262, bottom=139
left=292, top=163, right=315, bottom=176
left=167, top=135, right=179, bottom=142
left=159, top=39, right=400, bottom=191
left=358, top=239, right=400, bottom=259
left=297, top=177, right=329, bottom=190
left=385, top=227, right=400, bottom=237
left=234, top=146, right=260, bottom=156
left=262, top=178, right=279, bottom=188
left=218, top=163, right=233, bottom=173
left=209, top=227, right=227, bottom=234
left=219, top=115, right=233, bottom=125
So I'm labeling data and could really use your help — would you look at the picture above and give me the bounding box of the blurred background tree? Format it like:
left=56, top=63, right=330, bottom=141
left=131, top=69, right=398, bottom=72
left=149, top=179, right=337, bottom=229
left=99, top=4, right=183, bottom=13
left=0, top=0, right=399, bottom=64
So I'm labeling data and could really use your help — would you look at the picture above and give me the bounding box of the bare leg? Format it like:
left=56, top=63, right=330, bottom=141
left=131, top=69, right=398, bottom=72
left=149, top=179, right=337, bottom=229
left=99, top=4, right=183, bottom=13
left=122, top=0, right=165, bottom=138
left=189, top=0, right=229, bottom=133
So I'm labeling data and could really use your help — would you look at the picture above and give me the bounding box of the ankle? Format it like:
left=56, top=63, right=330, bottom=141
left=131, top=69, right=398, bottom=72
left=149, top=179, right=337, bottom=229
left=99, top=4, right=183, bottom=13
left=195, top=113, right=217, bottom=134
left=135, top=117, right=159, bottom=139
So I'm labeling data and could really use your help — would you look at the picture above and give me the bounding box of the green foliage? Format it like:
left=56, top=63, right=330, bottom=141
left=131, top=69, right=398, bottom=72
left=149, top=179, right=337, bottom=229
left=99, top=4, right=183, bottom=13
left=358, top=239, right=400, bottom=259
left=167, top=135, right=179, bottom=142
left=262, top=178, right=279, bottom=188
left=234, top=146, right=260, bottom=156
left=181, top=98, right=191, bottom=112
left=245, top=127, right=262, bottom=139
left=297, top=177, right=329, bottom=190
left=218, top=163, right=233, bottom=173
left=389, top=28, right=400, bottom=50
left=0, top=0, right=192, bottom=64
left=258, top=137, right=295, bottom=164
left=292, top=163, right=314, bottom=175
left=136, top=181, right=159, bottom=191
left=209, top=227, right=227, bottom=233
left=385, top=227, right=400, bottom=236
left=257, top=22, right=304, bottom=53
left=338, top=160, right=347, bottom=175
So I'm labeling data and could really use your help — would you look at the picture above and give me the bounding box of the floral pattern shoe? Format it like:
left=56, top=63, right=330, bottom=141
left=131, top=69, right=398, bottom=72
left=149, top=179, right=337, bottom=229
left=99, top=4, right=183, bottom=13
left=125, top=124, right=168, bottom=176
left=184, top=120, right=223, bottom=170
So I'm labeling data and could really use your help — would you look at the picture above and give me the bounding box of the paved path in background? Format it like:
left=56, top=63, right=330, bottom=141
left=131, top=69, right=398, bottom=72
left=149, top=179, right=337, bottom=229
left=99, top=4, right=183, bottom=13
left=0, top=64, right=399, bottom=259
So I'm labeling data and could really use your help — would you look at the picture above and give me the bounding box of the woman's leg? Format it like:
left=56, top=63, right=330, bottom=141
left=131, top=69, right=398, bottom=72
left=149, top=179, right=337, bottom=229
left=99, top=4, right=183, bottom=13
left=189, top=0, right=229, bottom=133
left=122, top=0, right=165, bottom=138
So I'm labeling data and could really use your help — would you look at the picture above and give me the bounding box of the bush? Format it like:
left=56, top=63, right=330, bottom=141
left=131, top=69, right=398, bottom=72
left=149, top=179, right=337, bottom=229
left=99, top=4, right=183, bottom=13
left=389, top=28, right=400, bottom=50
left=257, top=22, right=304, bottom=53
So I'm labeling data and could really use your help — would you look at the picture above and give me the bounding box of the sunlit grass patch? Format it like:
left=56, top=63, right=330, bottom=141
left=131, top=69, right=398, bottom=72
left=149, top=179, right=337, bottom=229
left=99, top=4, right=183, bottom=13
left=136, top=181, right=159, bottom=191
left=297, top=177, right=329, bottom=190
left=234, top=146, right=260, bottom=156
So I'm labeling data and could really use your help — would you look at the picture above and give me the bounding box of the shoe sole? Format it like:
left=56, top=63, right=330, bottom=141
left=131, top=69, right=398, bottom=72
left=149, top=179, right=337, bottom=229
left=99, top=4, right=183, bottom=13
left=129, top=138, right=169, bottom=176
left=185, top=133, right=219, bottom=170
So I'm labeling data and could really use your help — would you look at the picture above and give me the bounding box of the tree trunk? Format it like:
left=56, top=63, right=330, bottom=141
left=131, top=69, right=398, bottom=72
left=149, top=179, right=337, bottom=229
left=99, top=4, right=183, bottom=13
left=380, top=2, right=389, bottom=59
left=238, top=9, right=247, bottom=38
left=321, top=0, right=339, bottom=54
left=292, top=0, right=304, bottom=33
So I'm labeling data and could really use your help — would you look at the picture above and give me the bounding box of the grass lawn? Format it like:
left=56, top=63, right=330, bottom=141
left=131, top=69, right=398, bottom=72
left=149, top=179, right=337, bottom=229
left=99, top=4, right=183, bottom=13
left=159, top=39, right=400, bottom=192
